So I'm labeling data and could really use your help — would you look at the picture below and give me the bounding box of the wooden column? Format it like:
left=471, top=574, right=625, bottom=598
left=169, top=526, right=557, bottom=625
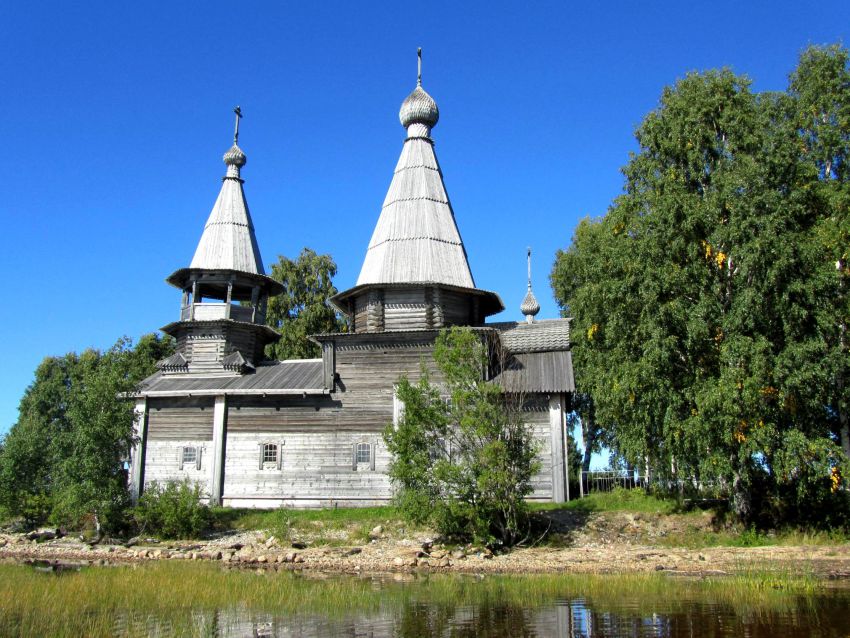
left=130, top=398, right=149, bottom=503
left=549, top=394, right=566, bottom=503
left=225, top=282, right=233, bottom=319
left=210, top=395, right=228, bottom=506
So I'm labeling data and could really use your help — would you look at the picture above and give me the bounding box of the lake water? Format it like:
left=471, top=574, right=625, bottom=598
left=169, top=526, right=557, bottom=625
left=111, top=575, right=850, bottom=638
left=3, top=564, right=849, bottom=637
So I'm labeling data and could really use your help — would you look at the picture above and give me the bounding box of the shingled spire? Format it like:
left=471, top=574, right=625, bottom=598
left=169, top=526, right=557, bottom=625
left=189, top=106, right=265, bottom=275
left=333, top=50, right=503, bottom=332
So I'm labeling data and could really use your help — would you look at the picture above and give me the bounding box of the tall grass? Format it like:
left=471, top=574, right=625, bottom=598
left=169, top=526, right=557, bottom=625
left=0, top=561, right=837, bottom=637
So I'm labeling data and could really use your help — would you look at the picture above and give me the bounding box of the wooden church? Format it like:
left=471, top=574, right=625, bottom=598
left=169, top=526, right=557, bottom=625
left=129, top=59, right=574, bottom=508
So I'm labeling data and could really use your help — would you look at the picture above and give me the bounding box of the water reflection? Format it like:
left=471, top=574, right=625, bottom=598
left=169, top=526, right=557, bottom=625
left=110, top=586, right=850, bottom=638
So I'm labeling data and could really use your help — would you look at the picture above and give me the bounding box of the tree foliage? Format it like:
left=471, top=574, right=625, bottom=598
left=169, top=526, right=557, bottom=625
left=383, top=327, right=539, bottom=547
left=0, top=334, right=173, bottom=531
left=551, top=44, right=850, bottom=526
left=265, top=248, right=347, bottom=360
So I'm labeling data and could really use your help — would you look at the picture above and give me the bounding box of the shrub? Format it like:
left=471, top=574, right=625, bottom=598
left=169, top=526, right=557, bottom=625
left=134, top=480, right=211, bottom=539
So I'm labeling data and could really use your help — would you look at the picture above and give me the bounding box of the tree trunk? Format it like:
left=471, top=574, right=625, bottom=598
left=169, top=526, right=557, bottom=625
left=730, top=449, right=751, bottom=522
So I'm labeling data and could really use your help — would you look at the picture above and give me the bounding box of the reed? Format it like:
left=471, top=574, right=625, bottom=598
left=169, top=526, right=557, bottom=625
left=0, top=562, right=836, bottom=637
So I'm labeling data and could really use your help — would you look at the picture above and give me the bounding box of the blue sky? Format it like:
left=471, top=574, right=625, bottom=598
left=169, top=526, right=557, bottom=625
left=2, top=1, right=849, bottom=439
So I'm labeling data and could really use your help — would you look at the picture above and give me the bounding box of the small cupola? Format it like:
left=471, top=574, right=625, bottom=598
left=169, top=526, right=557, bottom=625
left=520, top=247, right=541, bottom=324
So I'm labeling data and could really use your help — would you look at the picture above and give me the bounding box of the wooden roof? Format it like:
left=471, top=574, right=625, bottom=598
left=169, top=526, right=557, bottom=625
left=188, top=144, right=266, bottom=276
left=137, top=359, right=325, bottom=397
left=494, top=351, right=574, bottom=394
left=489, top=319, right=572, bottom=353
left=355, top=89, right=475, bottom=289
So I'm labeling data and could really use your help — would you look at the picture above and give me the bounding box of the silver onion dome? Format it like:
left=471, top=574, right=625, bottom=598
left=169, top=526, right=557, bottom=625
left=399, top=85, right=440, bottom=129
left=223, top=143, right=247, bottom=168
left=521, top=289, right=541, bottom=318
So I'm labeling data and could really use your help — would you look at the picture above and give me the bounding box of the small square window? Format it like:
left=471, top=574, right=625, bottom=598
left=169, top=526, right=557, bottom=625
left=263, top=443, right=278, bottom=464
left=356, top=442, right=371, bottom=464
left=182, top=446, right=197, bottom=467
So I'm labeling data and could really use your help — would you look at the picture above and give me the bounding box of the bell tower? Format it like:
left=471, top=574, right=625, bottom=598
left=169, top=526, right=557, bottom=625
left=159, top=108, right=282, bottom=374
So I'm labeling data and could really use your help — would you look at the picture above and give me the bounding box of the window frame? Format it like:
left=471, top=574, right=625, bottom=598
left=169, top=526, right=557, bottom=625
left=258, top=441, right=283, bottom=470
left=180, top=445, right=201, bottom=470
left=352, top=440, right=376, bottom=471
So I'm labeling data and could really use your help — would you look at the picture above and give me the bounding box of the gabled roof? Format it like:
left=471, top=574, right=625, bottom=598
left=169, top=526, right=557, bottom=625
left=355, top=86, right=475, bottom=289
left=189, top=142, right=266, bottom=275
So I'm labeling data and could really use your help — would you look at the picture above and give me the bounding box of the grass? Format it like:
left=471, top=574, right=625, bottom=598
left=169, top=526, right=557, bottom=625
left=0, top=561, right=839, bottom=637
left=209, top=505, right=424, bottom=546
left=535, top=487, right=682, bottom=515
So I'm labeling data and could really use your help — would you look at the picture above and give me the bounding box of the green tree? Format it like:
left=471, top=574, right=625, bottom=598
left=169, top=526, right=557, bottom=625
left=0, top=334, right=173, bottom=531
left=265, top=248, right=347, bottom=360
left=383, top=327, right=539, bottom=547
left=552, top=46, right=850, bottom=525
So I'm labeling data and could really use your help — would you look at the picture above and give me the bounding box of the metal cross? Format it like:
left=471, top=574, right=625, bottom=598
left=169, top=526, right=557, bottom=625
left=417, top=48, right=422, bottom=86
left=233, top=106, right=242, bottom=144
left=527, top=247, right=533, bottom=289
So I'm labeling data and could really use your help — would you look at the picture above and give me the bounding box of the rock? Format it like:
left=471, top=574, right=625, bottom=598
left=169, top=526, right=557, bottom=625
left=438, top=558, right=451, bottom=568
left=265, top=536, right=277, bottom=547
left=220, top=552, right=233, bottom=562
left=369, top=525, right=383, bottom=539
left=342, top=547, right=362, bottom=557
left=451, top=550, right=466, bottom=560
left=151, top=549, right=162, bottom=559
left=291, top=541, right=308, bottom=550
left=293, top=555, right=304, bottom=563
left=0, top=539, right=6, bottom=548
left=698, top=554, right=706, bottom=561
left=284, top=552, right=297, bottom=563
left=654, top=564, right=665, bottom=571
left=209, top=550, right=222, bottom=560
left=416, top=558, right=430, bottom=567
left=430, top=550, right=446, bottom=559
left=393, top=557, right=405, bottom=566
left=256, top=555, right=268, bottom=564
left=226, top=543, right=243, bottom=551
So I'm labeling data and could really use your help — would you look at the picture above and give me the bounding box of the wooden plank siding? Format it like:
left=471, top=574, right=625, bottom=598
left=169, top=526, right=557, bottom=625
left=141, top=346, right=559, bottom=505
left=147, top=397, right=215, bottom=440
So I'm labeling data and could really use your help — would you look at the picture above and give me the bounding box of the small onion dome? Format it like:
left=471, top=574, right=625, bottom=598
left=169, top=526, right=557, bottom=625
left=223, top=143, right=247, bottom=168
left=521, top=289, right=541, bottom=319
left=399, top=85, right=440, bottom=129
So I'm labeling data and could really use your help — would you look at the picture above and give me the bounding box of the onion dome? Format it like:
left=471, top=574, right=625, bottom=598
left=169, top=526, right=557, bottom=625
left=399, top=85, right=440, bottom=129
left=521, top=289, right=541, bottom=320
left=521, top=247, right=541, bottom=323
left=223, top=143, right=247, bottom=168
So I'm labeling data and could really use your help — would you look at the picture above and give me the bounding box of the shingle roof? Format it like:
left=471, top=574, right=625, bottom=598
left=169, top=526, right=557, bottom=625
left=137, top=359, right=325, bottom=397
left=355, top=84, right=475, bottom=289
left=493, top=351, right=575, bottom=394
left=489, top=319, right=571, bottom=354
left=188, top=143, right=266, bottom=275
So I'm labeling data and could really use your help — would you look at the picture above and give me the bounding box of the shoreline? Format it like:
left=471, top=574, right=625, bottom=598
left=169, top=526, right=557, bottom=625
left=2, top=532, right=850, bottom=581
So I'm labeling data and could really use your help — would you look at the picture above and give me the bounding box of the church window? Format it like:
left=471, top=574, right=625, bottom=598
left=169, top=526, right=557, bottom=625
left=356, top=442, right=371, bottom=464
left=260, top=442, right=282, bottom=470
left=352, top=441, right=376, bottom=471
left=181, top=446, right=200, bottom=470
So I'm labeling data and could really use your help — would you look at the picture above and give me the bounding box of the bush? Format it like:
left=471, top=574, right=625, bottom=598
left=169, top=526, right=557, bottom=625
left=134, top=480, right=211, bottom=539
left=384, top=327, right=539, bottom=547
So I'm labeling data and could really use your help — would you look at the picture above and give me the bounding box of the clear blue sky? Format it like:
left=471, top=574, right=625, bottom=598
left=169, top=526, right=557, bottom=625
left=2, top=1, right=848, bottom=439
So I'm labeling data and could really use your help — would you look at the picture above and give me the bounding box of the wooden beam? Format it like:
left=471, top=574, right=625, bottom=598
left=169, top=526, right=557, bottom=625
left=129, top=398, right=149, bottom=503
left=210, top=395, right=228, bottom=506
left=549, top=394, right=566, bottom=503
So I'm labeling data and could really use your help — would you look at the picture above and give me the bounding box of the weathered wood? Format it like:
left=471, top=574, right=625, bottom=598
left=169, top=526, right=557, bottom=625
left=130, top=398, right=148, bottom=503
left=210, top=395, right=227, bottom=505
